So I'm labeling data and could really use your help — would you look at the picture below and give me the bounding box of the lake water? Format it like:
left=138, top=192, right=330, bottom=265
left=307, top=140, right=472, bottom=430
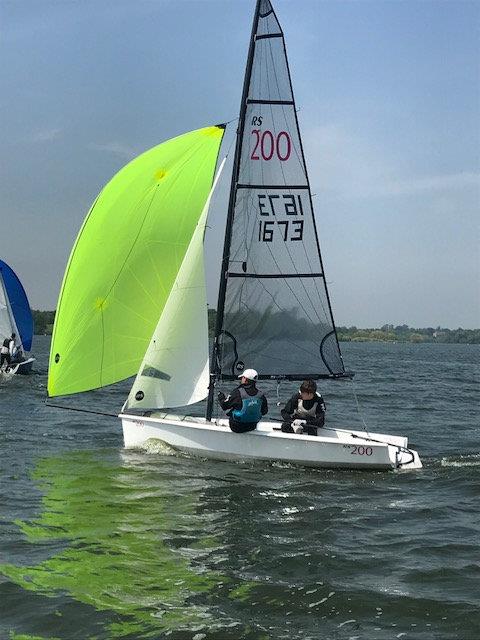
left=1, top=336, right=479, bottom=640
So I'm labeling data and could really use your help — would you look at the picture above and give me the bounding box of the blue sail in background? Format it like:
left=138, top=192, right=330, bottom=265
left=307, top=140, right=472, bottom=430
left=0, top=260, right=33, bottom=351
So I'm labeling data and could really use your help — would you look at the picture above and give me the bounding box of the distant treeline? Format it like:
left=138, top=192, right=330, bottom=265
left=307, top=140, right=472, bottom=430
left=33, top=310, right=479, bottom=344
left=32, top=310, right=55, bottom=335
left=336, top=324, right=480, bottom=344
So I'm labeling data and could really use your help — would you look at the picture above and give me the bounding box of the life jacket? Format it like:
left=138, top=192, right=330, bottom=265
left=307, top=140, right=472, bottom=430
left=3, top=338, right=10, bottom=348
left=231, top=386, right=264, bottom=423
left=295, top=394, right=323, bottom=420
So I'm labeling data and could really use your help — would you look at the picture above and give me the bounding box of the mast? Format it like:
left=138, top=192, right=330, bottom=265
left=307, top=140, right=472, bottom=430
left=206, top=0, right=351, bottom=420
left=206, top=0, right=263, bottom=420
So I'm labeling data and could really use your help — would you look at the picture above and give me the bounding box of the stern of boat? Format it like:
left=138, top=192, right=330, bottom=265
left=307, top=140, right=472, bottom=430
left=392, top=446, right=423, bottom=470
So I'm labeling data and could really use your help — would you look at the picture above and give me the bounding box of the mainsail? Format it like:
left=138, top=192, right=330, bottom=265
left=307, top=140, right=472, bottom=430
left=0, top=259, right=33, bottom=352
left=210, top=0, right=347, bottom=388
left=48, top=126, right=225, bottom=397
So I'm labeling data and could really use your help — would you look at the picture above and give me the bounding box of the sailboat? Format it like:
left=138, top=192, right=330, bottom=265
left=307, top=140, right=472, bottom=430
left=0, top=259, right=35, bottom=376
left=48, top=0, right=421, bottom=470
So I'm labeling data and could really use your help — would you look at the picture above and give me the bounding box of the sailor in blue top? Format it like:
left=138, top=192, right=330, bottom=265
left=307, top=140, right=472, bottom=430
left=217, top=368, right=268, bottom=433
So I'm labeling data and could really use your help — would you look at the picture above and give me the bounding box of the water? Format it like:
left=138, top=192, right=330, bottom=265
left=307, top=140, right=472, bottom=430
left=1, top=337, right=479, bottom=640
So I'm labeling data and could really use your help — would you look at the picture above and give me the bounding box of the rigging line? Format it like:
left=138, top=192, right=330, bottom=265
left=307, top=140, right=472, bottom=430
left=218, top=40, right=262, bottom=373
left=315, top=423, right=411, bottom=460
left=99, top=303, right=106, bottom=388
left=45, top=400, right=119, bottom=418
left=266, top=37, right=332, bottom=325
left=263, top=41, right=329, bottom=327
left=224, top=123, right=238, bottom=158
left=348, top=377, right=371, bottom=434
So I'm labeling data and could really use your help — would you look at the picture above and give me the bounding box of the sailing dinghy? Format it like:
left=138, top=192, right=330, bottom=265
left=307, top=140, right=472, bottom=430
left=0, top=259, right=35, bottom=377
left=48, top=0, right=421, bottom=470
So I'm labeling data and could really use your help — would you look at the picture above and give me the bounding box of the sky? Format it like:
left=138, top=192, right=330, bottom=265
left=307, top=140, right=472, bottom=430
left=0, top=0, right=478, bottom=328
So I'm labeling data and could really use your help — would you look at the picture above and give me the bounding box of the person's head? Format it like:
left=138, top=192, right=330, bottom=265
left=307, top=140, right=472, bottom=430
left=11, top=333, right=15, bottom=339
left=299, top=379, right=316, bottom=401
left=238, top=368, right=258, bottom=385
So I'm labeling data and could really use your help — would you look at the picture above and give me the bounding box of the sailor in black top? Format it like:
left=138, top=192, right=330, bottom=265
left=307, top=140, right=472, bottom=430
left=281, top=379, right=325, bottom=436
left=217, top=368, right=268, bottom=433
left=0, top=333, right=15, bottom=370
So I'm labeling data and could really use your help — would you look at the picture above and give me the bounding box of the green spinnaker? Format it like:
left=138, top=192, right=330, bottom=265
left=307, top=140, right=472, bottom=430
left=48, top=125, right=225, bottom=397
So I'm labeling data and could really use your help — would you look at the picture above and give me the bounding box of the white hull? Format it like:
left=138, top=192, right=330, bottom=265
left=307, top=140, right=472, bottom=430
left=120, top=413, right=422, bottom=471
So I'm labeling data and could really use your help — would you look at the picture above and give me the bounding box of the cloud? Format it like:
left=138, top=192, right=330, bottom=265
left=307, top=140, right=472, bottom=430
left=305, top=124, right=480, bottom=199
left=88, top=141, right=138, bottom=161
left=377, top=172, right=480, bottom=197
left=31, top=128, right=63, bottom=143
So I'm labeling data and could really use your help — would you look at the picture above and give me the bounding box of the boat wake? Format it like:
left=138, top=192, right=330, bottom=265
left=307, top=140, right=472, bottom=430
left=0, top=367, right=17, bottom=382
left=143, top=438, right=177, bottom=456
left=441, top=453, right=480, bottom=468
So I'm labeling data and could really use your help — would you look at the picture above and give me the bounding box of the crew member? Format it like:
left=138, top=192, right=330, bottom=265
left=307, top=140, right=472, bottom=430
left=281, top=379, right=325, bottom=436
left=217, top=368, right=268, bottom=433
left=0, top=333, right=15, bottom=370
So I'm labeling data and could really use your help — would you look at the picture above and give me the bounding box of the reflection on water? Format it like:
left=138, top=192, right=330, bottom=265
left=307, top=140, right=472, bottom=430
left=2, top=451, right=265, bottom=639
left=4, top=446, right=480, bottom=640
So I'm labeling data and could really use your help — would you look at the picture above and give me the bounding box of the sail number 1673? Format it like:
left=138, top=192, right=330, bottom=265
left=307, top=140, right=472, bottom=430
left=257, top=194, right=304, bottom=243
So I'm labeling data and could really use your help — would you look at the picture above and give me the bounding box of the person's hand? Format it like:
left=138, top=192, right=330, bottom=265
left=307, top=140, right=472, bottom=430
left=292, top=419, right=306, bottom=427
left=217, top=391, right=226, bottom=403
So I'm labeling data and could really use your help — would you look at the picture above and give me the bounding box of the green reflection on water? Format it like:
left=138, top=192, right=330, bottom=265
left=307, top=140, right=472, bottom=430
left=10, top=635, right=60, bottom=640
left=1, top=450, right=248, bottom=639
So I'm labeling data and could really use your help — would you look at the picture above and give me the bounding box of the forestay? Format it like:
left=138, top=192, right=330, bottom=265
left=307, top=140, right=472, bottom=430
left=214, top=0, right=347, bottom=381
left=125, top=158, right=227, bottom=411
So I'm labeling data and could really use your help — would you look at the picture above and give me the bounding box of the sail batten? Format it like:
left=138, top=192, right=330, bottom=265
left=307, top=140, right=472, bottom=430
left=208, top=0, right=347, bottom=402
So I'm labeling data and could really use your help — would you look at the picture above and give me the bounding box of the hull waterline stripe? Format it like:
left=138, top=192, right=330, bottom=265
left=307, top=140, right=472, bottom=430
left=45, top=400, right=118, bottom=418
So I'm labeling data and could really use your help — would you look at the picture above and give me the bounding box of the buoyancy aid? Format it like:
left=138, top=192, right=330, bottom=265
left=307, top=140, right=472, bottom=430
left=231, top=387, right=264, bottom=423
left=295, top=395, right=322, bottom=420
